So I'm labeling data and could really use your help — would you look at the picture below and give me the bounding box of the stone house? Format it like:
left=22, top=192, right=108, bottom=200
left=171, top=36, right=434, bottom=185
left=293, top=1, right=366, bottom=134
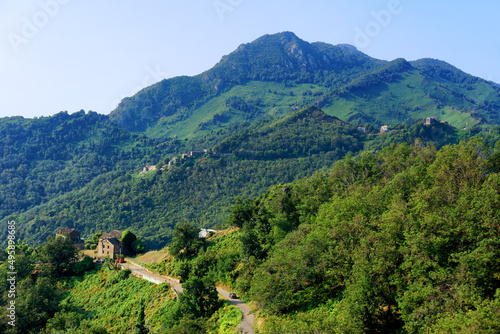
left=425, top=117, right=437, bottom=125
left=56, top=228, right=84, bottom=250
left=141, top=165, right=157, bottom=173
left=97, top=230, right=123, bottom=259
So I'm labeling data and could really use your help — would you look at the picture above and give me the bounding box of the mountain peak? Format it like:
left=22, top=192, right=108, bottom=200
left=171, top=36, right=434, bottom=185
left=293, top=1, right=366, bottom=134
left=336, top=44, right=359, bottom=52
left=209, top=31, right=381, bottom=84
left=255, top=31, right=302, bottom=43
left=110, top=32, right=500, bottom=138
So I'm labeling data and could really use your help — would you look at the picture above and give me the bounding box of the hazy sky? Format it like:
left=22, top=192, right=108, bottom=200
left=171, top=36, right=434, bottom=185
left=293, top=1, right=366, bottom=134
left=1, top=0, right=499, bottom=118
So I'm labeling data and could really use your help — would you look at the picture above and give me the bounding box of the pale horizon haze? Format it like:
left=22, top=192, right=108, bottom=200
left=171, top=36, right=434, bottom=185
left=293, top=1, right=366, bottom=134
left=1, top=0, right=499, bottom=118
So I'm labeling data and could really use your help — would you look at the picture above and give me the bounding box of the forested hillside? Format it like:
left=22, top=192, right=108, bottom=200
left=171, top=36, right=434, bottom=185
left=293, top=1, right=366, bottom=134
left=0, top=111, right=174, bottom=216
left=12, top=107, right=369, bottom=248
left=1, top=31, right=500, bottom=250
left=0, top=31, right=500, bottom=334
left=3, top=104, right=500, bottom=249
left=153, top=140, right=500, bottom=333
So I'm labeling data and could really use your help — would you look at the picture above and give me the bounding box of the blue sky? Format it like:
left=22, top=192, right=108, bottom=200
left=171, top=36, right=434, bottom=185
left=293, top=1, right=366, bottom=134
left=1, top=0, right=499, bottom=118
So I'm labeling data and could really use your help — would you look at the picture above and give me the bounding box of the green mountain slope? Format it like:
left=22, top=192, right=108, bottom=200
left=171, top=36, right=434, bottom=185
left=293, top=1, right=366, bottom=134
left=108, top=32, right=385, bottom=138
left=1, top=32, right=500, bottom=251
left=10, top=105, right=475, bottom=249
left=109, top=32, right=500, bottom=140
left=13, top=107, right=368, bottom=248
left=213, top=106, right=363, bottom=159
left=0, top=111, right=175, bottom=217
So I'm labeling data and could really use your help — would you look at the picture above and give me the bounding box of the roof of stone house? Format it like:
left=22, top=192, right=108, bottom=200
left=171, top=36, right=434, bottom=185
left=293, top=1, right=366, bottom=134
left=99, top=230, right=123, bottom=240
left=57, top=228, right=78, bottom=234
left=103, top=237, right=121, bottom=246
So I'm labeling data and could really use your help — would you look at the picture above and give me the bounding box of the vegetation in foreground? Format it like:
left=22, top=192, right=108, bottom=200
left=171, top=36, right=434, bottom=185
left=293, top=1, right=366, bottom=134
left=150, top=140, right=500, bottom=333
left=0, top=235, right=242, bottom=333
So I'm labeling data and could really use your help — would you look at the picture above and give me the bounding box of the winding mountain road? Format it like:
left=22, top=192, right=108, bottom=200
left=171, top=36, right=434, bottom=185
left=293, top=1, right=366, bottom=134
left=120, top=260, right=254, bottom=334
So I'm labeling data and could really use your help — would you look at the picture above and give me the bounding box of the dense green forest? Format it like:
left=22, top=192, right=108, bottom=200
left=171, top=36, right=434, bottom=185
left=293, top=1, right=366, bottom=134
left=0, top=110, right=182, bottom=218
left=2, top=31, right=500, bottom=249
left=11, top=107, right=368, bottom=248
left=150, top=140, right=500, bottom=333
left=2, top=105, right=500, bottom=249
left=4, top=140, right=499, bottom=333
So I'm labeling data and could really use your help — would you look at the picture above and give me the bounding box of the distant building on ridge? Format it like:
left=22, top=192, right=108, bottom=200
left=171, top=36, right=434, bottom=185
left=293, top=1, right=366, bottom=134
left=56, top=228, right=84, bottom=250
left=425, top=117, right=437, bottom=125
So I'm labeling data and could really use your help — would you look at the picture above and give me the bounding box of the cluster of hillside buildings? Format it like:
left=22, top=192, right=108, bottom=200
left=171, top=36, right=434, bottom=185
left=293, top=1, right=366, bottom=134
left=357, top=117, right=450, bottom=134
left=140, top=149, right=231, bottom=174
left=56, top=227, right=217, bottom=259
left=56, top=228, right=123, bottom=259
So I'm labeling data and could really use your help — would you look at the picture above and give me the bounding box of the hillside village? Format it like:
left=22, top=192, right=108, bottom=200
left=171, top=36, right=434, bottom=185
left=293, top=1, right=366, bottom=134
left=140, top=116, right=450, bottom=174
left=140, top=149, right=231, bottom=173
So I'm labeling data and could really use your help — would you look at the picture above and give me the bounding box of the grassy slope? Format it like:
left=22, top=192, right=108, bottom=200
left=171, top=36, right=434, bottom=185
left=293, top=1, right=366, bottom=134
left=138, top=65, right=496, bottom=141
left=322, top=68, right=482, bottom=128
left=145, top=81, right=328, bottom=140
left=62, top=268, right=241, bottom=333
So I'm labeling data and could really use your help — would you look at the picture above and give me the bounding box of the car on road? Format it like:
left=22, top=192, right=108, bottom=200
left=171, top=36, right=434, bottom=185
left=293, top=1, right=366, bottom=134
left=229, top=293, right=237, bottom=299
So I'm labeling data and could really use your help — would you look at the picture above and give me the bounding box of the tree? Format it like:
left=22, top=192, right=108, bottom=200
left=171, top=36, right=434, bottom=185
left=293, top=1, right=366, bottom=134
left=120, top=230, right=137, bottom=255
left=85, top=231, right=103, bottom=250
left=168, top=222, right=205, bottom=260
left=178, top=276, right=221, bottom=318
left=38, top=236, right=79, bottom=278
left=15, top=277, right=59, bottom=333
left=239, top=225, right=263, bottom=260
left=228, top=197, right=254, bottom=228
left=132, top=239, right=146, bottom=254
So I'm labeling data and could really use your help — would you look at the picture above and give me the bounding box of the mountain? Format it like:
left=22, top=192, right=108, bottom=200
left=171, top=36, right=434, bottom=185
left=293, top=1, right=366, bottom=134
left=109, top=32, right=500, bottom=140
left=1, top=32, right=500, bottom=249
left=2, top=31, right=500, bottom=334
left=108, top=32, right=384, bottom=138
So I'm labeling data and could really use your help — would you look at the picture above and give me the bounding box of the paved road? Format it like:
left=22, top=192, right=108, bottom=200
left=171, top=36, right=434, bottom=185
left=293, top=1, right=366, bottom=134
left=121, top=261, right=254, bottom=334
left=120, top=261, right=183, bottom=294
left=216, top=287, right=255, bottom=334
